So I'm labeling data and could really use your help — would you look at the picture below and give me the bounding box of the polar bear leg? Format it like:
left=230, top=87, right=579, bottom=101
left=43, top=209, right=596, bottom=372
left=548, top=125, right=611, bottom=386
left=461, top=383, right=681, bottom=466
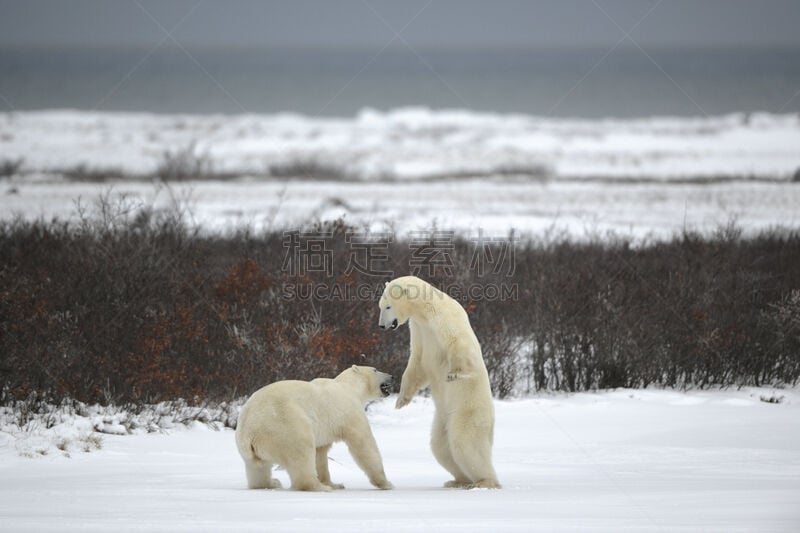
left=274, top=420, right=332, bottom=492
left=239, top=434, right=282, bottom=489
left=431, top=411, right=471, bottom=487
left=316, top=445, right=344, bottom=489
left=343, top=416, right=393, bottom=490
left=243, top=458, right=282, bottom=489
left=285, top=451, right=333, bottom=492
left=448, top=415, right=501, bottom=489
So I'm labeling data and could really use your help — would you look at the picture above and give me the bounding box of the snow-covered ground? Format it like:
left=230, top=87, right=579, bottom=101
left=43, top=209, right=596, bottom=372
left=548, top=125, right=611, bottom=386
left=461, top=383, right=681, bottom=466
left=1, top=388, right=799, bottom=532
left=3, top=108, right=800, bottom=239
left=4, top=178, right=800, bottom=239
left=3, top=109, right=800, bottom=181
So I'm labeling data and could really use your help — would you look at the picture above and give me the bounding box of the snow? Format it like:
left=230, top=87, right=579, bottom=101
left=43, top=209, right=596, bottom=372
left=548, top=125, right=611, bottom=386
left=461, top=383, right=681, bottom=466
left=4, top=178, right=800, bottom=240
left=2, top=108, right=800, bottom=181
left=3, top=108, right=800, bottom=239
left=1, top=388, right=799, bottom=532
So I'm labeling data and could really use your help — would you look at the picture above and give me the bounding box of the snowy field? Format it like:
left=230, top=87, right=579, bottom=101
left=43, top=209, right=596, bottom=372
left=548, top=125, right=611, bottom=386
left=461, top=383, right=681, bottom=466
left=3, top=109, right=800, bottom=181
left=1, top=388, right=799, bottom=532
left=3, top=109, right=800, bottom=238
left=3, top=109, right=799, bottom=530
left=4, top=178, right=800, bottom=239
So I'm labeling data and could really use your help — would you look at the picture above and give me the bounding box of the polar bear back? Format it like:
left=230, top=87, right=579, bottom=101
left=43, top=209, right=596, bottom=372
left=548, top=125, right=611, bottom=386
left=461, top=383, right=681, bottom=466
left=237, top=379, right=360, bottom=450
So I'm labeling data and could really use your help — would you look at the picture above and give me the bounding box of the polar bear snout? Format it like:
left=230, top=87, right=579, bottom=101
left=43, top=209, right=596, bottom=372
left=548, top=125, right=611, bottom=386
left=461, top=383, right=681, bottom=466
left=379, top=374, right=394, bottom=397
left=378, top=303, right=400, bottom=330
left=378, top=318, right=398, bottom=330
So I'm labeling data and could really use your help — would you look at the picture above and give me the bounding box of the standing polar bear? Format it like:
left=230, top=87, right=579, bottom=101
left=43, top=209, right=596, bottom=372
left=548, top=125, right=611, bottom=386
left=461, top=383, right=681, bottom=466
left=235, top=365, right=394, bottom=491
left=378, top=276, right=500, bottom=489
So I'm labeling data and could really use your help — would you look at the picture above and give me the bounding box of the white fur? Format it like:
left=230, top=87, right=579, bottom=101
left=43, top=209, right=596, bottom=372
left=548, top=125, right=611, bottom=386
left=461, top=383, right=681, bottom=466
left=235, top=365, right=394, bottom=491
left=379, top=276, right=501, bottom=489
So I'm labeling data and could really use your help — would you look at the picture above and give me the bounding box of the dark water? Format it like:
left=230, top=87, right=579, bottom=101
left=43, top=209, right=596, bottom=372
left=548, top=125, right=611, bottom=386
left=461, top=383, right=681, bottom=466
left=1, top=45, right=799, bottom=117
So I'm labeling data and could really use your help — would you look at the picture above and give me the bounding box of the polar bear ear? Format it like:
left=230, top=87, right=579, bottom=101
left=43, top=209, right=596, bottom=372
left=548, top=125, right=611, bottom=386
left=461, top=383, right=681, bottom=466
left=351, top=364, right=360, bottom=373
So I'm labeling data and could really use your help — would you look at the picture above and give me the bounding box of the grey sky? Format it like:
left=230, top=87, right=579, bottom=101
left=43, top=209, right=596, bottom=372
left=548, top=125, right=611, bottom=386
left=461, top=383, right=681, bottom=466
left=1, top=0, right=799, bottom=49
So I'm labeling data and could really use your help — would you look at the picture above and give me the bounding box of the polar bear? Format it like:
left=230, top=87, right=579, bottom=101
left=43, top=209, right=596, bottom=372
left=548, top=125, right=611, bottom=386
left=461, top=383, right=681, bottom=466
left=235, top=365, right=394, bottom=491
left=378, top=276, right=500, bottom=489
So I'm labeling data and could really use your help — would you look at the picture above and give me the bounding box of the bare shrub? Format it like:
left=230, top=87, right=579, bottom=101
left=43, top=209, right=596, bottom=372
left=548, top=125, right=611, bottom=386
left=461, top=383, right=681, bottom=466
left=81, top=433, right=104, bottom=452
left=62, top=165, right=126, bottom=182
left=157, top=142, right=215, bottom=182
left=0, top=157, right=24, bottom=177
left=1, top=200, right=799, bottom=405
left=267, top=158, right=348, bottom=180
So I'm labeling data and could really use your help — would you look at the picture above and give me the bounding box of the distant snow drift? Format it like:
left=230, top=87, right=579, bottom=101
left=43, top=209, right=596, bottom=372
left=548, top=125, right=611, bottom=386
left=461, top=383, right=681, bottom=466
left=3, top=108, right=800, bottom=239
left=4, top=177, right=800, bottom=239
left=2, top=108, right=800, bottom=181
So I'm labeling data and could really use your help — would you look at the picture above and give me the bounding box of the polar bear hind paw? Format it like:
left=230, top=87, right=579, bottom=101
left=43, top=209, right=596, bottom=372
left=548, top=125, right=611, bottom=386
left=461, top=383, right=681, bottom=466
left=325, top=482, right=345, bottom=490
left=444, top=478, right=501, bottom=489
left=469, top=479, right=502, bottom=489
left=294, top=481, right=333, bottom=492
left=443, top=479, right=472, bottom=488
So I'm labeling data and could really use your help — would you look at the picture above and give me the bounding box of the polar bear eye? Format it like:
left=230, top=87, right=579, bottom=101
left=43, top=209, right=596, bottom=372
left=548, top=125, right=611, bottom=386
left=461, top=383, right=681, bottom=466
left=386, top=306, right=391, bottom=310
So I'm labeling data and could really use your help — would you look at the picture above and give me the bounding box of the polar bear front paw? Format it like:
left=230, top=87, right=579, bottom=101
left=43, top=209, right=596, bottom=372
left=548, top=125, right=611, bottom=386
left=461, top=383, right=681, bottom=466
left=395, top=395, right=411, bottom=409
left=324, top=481, right=345, bottom=490
left=446, top=368, right=463, bottom=382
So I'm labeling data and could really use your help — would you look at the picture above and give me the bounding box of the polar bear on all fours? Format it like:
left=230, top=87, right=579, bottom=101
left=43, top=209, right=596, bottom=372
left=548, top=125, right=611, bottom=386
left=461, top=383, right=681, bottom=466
left=235, top=365, right=394, bottom=491
left=378, top=275, right=501, bottom=489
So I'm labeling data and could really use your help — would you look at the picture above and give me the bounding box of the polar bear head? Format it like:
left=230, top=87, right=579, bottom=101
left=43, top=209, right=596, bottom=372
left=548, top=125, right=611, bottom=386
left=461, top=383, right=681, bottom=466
left=377, top=277, right=418, bottom=330
left=336, top=365, right=394, bottom=400
left=378, top=276, right=434, bottom=330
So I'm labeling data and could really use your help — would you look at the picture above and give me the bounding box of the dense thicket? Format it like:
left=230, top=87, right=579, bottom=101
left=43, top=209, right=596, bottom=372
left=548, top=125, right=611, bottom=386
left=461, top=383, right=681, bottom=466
left=1, top=201, right=798, bottom=404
